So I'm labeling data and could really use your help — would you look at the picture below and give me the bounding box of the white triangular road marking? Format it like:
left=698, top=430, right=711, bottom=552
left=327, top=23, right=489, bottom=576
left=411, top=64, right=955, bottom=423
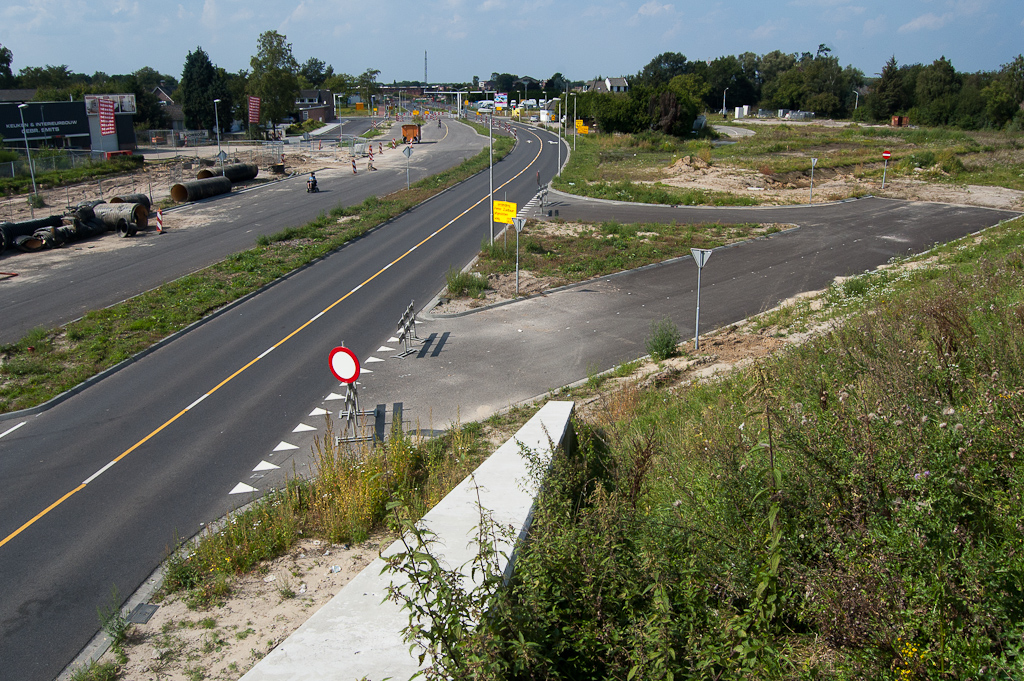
left=309, top=407, right=328, bottom=416
left=366, top=356, right=385, bottom=363
left=388, top=337, right=400, bottom=343
left=273, top=441, right=299, bottom=452
left=230, top=482, right=258, bottom=495
left=253, top=460, right=280, bottom=472
left=293, top=423, right=316, bottom=432
left=377, top=346, right=395, bottom=352
left=325, top=392, right=344, bottom=401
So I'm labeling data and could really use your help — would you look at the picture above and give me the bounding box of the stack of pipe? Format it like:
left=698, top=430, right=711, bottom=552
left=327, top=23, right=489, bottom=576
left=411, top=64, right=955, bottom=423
left=0, top=199, right=149, bottom=255
left=196, top=163, right=258, bottom=182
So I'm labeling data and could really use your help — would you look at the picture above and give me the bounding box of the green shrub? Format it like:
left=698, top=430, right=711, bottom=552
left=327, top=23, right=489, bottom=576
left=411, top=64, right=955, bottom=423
left=445, top=266, right=488, bottom=298
left=645, top=317, right=681, bottom=360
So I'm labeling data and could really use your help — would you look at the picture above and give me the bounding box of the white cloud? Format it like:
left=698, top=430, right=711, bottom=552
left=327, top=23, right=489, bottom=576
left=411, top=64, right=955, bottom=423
left=111, top=0, right=138, bottom=16
left=751, top=19, right=786, bottom=39
left=898, top=11, right=952, bottom=32
left=479, top=0, right=504, bottom=10
left=637, top=1, right=672, bottom=16
left=201, top=0, right=218, bottom=29
left=862, top=14, right=885, bottom=36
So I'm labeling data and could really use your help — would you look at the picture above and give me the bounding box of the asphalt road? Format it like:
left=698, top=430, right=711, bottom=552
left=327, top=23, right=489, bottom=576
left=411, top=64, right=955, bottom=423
left=0, top=117, right=485, bottom=345
left=3, top=118, right=1018, bottom=680
left=349, top=194, right=1020, bottom=431
left=0, top=119, right=562, bottom=681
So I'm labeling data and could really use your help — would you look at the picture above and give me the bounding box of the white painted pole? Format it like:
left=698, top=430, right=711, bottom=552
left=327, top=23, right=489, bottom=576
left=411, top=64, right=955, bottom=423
left=489, top=113, right=494, bottom=245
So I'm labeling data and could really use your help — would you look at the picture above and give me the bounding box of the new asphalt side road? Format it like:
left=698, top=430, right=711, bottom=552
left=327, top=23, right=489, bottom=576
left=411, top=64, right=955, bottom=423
left=351, top=195, right=1020, bottom=429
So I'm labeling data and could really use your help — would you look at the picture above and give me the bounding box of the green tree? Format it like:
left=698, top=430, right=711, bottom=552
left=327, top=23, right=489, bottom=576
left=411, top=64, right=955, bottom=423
left=914, top=56, right=961, bottom=125
left=866, top=56, right=905, bottom=120
left=18, top=64, right=73, bottom=89
left=248, top=30, right=300, bottom=131
left=227, top=69, right=249, bottom=128
left=179, top=46, right=220, bottom=130
left=546, top=72, right=568, bottom=93
left=122, top=74, right=170, bottom=130
left=634, top=52, right=692, bottom=87
left=355, top=67, right=380, bottom=108
left=324, top=71, right=355, bottom=106
left=759, top=46, right=861, bottom=117
left=0, top=43, right=14, bottom=88
left=492, top=73, right=518, bottom=94
left=704, top=55, right=756, bottom=113
left=132, top=66, right=177, bottom=93
left=300, top=57, right=332, bottom=88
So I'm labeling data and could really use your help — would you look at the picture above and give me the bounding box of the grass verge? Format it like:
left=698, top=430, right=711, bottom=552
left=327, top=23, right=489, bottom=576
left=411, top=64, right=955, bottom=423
left=159, top=418, right=489, bottom=609
left=470, top=218, right=785, bottom=288
left=386, top=214, right=1024, bottom=679
left=0, top=128, right=515, bottom=413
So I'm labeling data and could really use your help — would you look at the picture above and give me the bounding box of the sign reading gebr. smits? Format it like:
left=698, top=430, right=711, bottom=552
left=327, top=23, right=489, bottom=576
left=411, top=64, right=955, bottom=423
left=493, top=200, right=517, bottom=224
left=329, top=346, right=360, bottom=384
left=882, top=150, right=891, bottom=159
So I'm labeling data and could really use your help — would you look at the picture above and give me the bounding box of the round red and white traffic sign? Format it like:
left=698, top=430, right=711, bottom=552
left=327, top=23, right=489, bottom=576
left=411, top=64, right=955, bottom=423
left=328, top=346, right=360, bottom=383
left=882, top=150, right=891, bottom=159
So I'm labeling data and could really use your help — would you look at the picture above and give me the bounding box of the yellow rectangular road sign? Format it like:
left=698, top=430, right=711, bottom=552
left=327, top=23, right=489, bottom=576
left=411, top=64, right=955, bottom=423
left=493, top=200, right=517, bottom=224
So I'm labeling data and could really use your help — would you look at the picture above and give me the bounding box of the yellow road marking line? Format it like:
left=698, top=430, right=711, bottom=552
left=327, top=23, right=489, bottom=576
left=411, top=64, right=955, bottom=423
left=0, top=124, right=546, bottom=551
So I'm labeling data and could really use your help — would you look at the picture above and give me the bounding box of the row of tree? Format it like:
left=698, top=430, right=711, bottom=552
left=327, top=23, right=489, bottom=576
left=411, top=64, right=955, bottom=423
left=563, top=47, right=1024, bottom=139
left=3, top=39, right=1023, bottom=139
left=0, top=34, right=382, bottom=137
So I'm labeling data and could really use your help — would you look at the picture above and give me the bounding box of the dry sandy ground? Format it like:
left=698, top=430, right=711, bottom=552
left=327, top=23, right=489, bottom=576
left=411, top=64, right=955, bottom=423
left=1, top=123, right=410, bottom=280
left=656, top=153, right=1024, bottom=210
left=96, top=536, right=383, bottom=680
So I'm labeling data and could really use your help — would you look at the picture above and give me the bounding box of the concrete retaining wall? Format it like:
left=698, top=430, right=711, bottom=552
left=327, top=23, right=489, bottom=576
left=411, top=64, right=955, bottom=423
left=240, top=400, right=576, bottom=681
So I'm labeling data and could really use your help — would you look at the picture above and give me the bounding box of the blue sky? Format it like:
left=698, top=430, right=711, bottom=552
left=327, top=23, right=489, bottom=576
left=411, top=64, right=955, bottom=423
left=1, top=0, right=1021, bottom=85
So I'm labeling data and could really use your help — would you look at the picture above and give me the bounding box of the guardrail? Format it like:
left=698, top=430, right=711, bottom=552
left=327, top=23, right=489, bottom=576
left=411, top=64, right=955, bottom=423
left=241, top=400, right=576, bottom=681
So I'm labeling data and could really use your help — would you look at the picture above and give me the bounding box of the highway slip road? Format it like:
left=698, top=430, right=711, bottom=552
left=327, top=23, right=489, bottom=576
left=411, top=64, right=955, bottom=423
left=354, top=196, right=1020, bottom=429
left=0, top=120, right=563, bottom=681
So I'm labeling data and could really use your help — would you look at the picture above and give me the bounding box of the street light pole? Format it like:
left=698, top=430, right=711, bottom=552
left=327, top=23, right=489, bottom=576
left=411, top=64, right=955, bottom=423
left=17, top=103, right=37, bottom=198
left=557, top=101, right=562, bottom=177
left=213, top=98, right=223, bottom=175
left=488, top=112, right=494, bottom=245
left=571, top=93, right=577, bottom=151
left=852, top=89, right=859, bottom=111
left=722, top=87, right=729, bottom=118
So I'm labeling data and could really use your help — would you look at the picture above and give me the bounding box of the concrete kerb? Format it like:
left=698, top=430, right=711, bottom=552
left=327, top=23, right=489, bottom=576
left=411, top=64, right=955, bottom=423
left=240, top=400, right=576, bottom=681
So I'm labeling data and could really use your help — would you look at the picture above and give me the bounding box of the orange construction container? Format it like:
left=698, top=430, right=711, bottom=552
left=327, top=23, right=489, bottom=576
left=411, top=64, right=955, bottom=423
left=401, top=124, right=421, bottom=143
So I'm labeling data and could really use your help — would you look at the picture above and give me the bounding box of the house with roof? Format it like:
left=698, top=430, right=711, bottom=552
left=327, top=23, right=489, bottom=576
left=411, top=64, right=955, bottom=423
left=0, top=89, right=39, bottom=104
left=295, top=89, right=336, bottom=122
left=584, top=77, right=629, bottom=94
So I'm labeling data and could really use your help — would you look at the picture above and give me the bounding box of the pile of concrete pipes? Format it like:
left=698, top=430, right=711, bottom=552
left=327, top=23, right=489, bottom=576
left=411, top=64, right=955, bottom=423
left=0, top=195, right=151, bottom=256
left=170, top=162, right=258, bottom=203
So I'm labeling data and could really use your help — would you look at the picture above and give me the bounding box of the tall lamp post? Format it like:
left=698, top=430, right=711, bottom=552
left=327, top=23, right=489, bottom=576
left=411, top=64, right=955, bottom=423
left=722, top=87, right=729, bottom=118
left=852, top=89, right=860, bottom=111
left=557, top=100, right=562, bottom=176
left=17, top=103, right=38, bottom=198
left=570, top=92, right=577, bottom=151
left=213, top=98, right=223, bottom=175
left=488, top=111, right=494, bottom=245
